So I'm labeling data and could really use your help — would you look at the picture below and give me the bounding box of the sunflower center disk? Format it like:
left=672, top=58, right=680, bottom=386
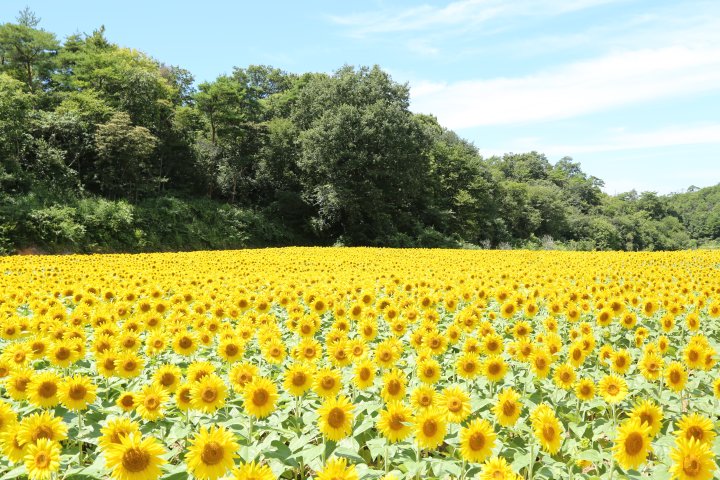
left=252, top=389, right=269, bottom=406
left=624, top=432, right=644, bottom=456
left=327, top=407, right=346, bottom=428
left=201, top=441, right=225, bottom=465
left=122, top=448, right=151, bottom=472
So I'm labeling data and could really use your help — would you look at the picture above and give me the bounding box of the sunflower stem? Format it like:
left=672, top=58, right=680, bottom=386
left=384, top=440, right=390, bottom=474
left=527, top=438, right=535, bottom=480
left=416, top=445, right=422, bottom=480
left=608, top=403, right=617, bottom=480
left=77, top=411, right=84, bottom=466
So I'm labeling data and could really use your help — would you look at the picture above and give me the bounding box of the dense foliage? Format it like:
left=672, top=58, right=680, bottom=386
left=0, top=10, right=716, bottom=253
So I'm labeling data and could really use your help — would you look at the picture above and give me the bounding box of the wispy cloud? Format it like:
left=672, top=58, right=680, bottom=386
left=529, top=124, right=720, bottom=156
left=410, top=45, right=720, bottom=129
left=330, top=0, right=623, bottom=36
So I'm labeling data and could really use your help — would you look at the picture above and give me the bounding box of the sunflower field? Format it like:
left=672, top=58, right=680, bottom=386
left=1, top=248, right=719, bottom=480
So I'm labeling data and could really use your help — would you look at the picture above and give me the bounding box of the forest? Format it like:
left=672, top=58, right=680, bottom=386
left=1, top=10, right=718, bottom=254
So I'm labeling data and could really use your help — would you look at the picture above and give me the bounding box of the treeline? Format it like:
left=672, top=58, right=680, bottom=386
left=0, top=10, right=716, bottom=253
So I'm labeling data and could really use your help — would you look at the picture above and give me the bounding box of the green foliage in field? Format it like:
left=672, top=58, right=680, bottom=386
left=0, top=10, right=716, bottom=253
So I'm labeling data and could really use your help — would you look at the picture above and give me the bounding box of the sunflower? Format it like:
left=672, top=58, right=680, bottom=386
left=610, top=349, right=632, bottom=375
left=283, top=362, right=313, bottom=397
left=191, top=374, right=227, bottom=413
left=377, top=401, right=413, bottom=443
left=96, top=352, right=119, bottom=378
left=134, top=384, right=168, bottom=421
left=553, top=364, right=576, bottom=390
left=229, top=362, right=258, bottom=392
left=187, top=361, right=216, bottom=383
left=59, top=375, right=97, bottom=411
left=410, top=385, right=437, bottom=411
left=104, top=432, right=166, bottom=480
left=414, top=408, right=447, bottom=449
left=665, top=362, right=688, bottom=393
left=316, top=457, right=358, bottom=480
left=639, top=352, right=664, bottom=381
left=0, top=423, right=26, bottom=462
left=243, top=377, right=278, bottom=419
left=172, top=332, right=198, bottom=356
left=313, top=368, right=342, bottom=398
left=116, top=391, right=136, bottom=412
left=152, top=365, right=182, bottom=393
left=456, top=352, right=481, bottom=379
left=218, top=337, right=244, bottom=363
left=116, top=352, right=144, bottom=379
left=528, top=347, right=553, bottom=379
left=598, top=374, right=628, bottom=404
left=713, top=377, right=720, bottom=399
left=630, top=400, right=663, bottom=438
left=230, top=461, right=276, bottom=480
left=532, top=408, right=563, bottom=455
left=6, top=366, right=34, bottom=401
left=493, top=387, right=522, bottom=427
left=175, top=382, right=193, bottom=411
left=669, top=437, right=716, bottom=480
left=99, top=417, right=141, bottom=451
left=24, top=438, right=60, bottom=480
left=483, top=355, right=507, bottom=383
left=440, top=386, right=471, bottom=423
left=459, top=418, right=497, bottom=463
left=18, top=411, right=68, bottom=445
left=47, top=340, right=78, bottom=368
left=613, top=418, right=652, bottom=471
left=478, top=457, right=516, bottom=480
left=186, top=425, right=239, bottom=480
left=417, top=358, right=442, bottom=384
left=381, top=369, right=407, bottom=402
left=352, top=359, right=376, bottom=389
left=374, top=341, right=398, bottom=368
left=0, top=401, right=17, bottom=434
left=675, top=414, right=716, bottom=446
left=318, top=395, right=354, bottom=441
left=27, top=371, right=62, bottom=409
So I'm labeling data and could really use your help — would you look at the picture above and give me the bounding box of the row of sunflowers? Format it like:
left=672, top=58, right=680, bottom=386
left=0, top=248, right=719, bottom=479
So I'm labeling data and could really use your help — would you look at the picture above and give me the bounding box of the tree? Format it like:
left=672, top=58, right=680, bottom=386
left=94, top=112, right=158, bottom=199
left=0, top=9, right=59, bottom=90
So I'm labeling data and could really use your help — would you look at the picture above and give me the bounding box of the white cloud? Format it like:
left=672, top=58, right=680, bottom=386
left=330, top=0, right=623, bottom=36
left=409, top=46, right=720, bottom=129
left=531, top=124, right=720, bottom=156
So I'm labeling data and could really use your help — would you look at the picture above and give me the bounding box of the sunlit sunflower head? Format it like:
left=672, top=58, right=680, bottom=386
left=186, top=425, right=239, bottom=480
left=352, top=358, right=376, bottom=390
left=410, top=385, right=437, bottom=411
left=59, top=375, right=97, bottom=411
left=6, top=366, right=34, bottom=401
left=27, top=371, right=62, bottom=409
left=229, top=362, right=259, bottom=393
left=135, top=384, right=169, bottom=421
left=99, top=416, right=141, bottom=452
left=47, top=340, right=79, bottom=368
left=638, top=352, right=664, bottom=381
left=316, top=457, right=358, bottom=480
left=190, top=374, right=227, bottom=413
left=283, top=362, right=314, bottom=397
left=532, top=408, right=563, bottom=455
left=24, top=437, right=60, bottom=480
left=18, top=411, right=68, bottom=446
left=417, top=358, right=441, bottom=384
left=115, top=391, right=136, bottom=412
left=243, top=376, right=278, bottom=419
left=377, top=401, right=413, bottom=443
left=460, top=418, right=497, bottom=463
left=317, top=395, right=354, bottom=442
left=669, top=437, right=716, bottom=480
left=529, top=348, right=553, bottom=379
left=440, top=385, right=471, bottom=423
left=478, top=456, right=517, bottom=480
left=116, top=352, right=145, bottom=379
left=552, top=363, right=576, bottom=390
left=613, top=418, right=652, bottom=471
left=313, top=368, right=342, bottom=398
left=630, top=399, right=663, bottom=438
left=664, top=361, right=688, bottom=393
left=104, top=432, right=166, bottom=480
left=598, top=374, right=628, bottom=405
left=381, top=369, right=407, bottom=402
left=483, top=355, right=507, bottom=383
left=152, top=364, right=182, bottom=393
left=186, top=361, right=216, bottom=384
left=175, top=382, right=193, bottom=412
left=610, top=349, right=632, bottom=375
left=493, top=387, right=522, bottom=427
left=676, top=414, right=716, bottom=446
left=230, top=461, right=276, bottom=480
left=172, top=331, right=198, bottom=356
left=0, top=423, right=27, bottom=463
left=217, top=337, right=244, bottom=364
left=455, top=352, right=481, bottom=379
left=414, top=408, right=447, bottom=450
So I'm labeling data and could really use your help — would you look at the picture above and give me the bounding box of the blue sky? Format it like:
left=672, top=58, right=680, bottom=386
left=2, top=0, right=719, bottom=194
